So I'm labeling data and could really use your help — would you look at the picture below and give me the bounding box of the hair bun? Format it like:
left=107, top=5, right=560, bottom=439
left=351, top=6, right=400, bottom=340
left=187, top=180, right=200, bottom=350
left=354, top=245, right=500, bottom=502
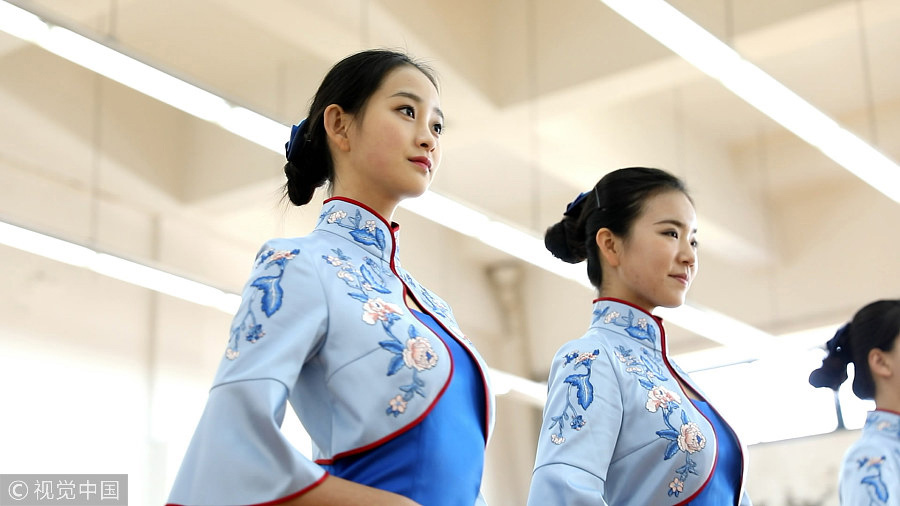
left=284, top=160, right=322, bottom=206
left=808, top=355, right=849, bottom=390
left=808, top=324, right=853, bottom=390
left=544, top=217, right=587, bottom=263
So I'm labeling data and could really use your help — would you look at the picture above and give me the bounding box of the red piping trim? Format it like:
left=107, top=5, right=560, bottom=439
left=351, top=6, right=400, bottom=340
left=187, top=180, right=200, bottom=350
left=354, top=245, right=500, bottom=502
left=165, top=472, right=330, bottom=506
left=653, top=317, right=747, bottom=504
left=875, top=408, right=900, bottom=416
left=406, top=292, right=491, bottom=443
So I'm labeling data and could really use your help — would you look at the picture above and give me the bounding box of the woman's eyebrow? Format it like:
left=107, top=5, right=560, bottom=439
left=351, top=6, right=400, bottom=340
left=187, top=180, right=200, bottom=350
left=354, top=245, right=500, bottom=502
left=654, top=219, right=697, bottom=234
left=390, top=91, right=444, bottom=121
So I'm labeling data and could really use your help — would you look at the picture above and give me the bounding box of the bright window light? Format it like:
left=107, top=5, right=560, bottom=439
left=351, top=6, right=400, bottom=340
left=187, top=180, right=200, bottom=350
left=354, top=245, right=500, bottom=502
left=689, top=350, right=839, bottom=445
left=838, top=364, right=876, bottom=430
left=600, top=0, right=900, bottom=204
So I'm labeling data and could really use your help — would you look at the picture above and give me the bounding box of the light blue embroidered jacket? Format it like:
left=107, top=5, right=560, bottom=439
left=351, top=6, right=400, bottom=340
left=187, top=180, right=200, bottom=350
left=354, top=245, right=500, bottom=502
left=840, top=410, right=900, bottom=505
left=168, top=198, right=495, bottom=506
left=528, top=298, right=751, bottom=505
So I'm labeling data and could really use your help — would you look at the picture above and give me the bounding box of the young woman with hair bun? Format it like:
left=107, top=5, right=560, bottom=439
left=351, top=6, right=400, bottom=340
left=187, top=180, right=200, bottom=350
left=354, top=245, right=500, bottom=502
left=167, top=49, right=494, bottom=506
left=527, top=167, right=751, bottom=505
left=810, top=299, right=900, bottom=505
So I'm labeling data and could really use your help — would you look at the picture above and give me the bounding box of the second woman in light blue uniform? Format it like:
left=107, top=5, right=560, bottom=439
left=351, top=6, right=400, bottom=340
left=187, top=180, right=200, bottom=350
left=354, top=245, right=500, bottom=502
left=528, top=167, right=751, bottom=505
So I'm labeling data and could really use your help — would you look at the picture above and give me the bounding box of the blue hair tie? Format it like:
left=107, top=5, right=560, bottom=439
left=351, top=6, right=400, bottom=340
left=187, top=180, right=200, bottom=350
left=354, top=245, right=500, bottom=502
left=285, top=119, right=309, bottom=163
left=564, top=191, right=590, bottom=217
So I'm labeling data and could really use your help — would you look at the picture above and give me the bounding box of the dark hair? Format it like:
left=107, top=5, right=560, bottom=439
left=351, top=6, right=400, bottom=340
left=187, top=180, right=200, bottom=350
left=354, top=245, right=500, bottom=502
left=544, top=167, right=690, bottom=290
left=809, top=299, right=900, bottom=399
left=283, top=49, right=438, bottom=206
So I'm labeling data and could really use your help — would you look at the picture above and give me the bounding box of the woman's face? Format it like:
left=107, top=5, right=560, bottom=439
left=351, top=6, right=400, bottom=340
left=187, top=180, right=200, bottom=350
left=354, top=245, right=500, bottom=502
left=335, top=65, right=443, bottom=216
left=601, top=190, right=699, bottom=312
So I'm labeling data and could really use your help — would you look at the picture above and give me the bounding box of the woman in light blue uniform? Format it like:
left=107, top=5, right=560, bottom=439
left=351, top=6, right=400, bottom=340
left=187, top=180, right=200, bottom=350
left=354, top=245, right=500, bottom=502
left=810, top=299, right=900, bottom=505
left=167, top=50, right=494, bottom=506
left=528, top=167, right=751, bottom=505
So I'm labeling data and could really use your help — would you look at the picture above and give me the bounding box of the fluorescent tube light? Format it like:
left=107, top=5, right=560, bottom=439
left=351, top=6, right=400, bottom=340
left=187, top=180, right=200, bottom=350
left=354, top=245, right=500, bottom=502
left=599, top=0, right=900, bottom=203
left=0, top=221, right=240, bottom=313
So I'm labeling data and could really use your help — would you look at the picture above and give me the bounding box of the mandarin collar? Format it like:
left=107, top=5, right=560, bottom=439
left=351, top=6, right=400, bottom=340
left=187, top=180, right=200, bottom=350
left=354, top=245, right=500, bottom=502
left=315, top=197, right=400, bottom=262
left=590, top=298, right=666, bottom=353
left=863, top=409, right=900, bottom=440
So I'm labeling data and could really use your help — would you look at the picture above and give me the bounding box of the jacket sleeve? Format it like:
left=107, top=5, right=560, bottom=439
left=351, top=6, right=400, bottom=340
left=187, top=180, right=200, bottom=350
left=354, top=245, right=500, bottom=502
left=527, top=341, right=623, bottom=506
left=839, top=443, right=900, bottom=506
left=167, top=241, right=330, bottom=506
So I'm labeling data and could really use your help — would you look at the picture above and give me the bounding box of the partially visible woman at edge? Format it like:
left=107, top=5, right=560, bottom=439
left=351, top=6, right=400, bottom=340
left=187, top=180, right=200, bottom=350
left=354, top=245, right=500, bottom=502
left=166, top=49, right=494, bottom=506
left=809, top=299, right=900, bottom=505
left=527, top=167, right=751, bottom=505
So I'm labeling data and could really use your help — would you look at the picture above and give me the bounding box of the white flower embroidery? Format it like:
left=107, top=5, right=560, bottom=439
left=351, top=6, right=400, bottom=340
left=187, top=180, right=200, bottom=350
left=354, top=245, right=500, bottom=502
left=668, top=478, right=684, bottom=494
left=327, top=210, right=347, bottom=223
left=389, top=395, right=407, bottom=414
left=645, top=386, right=682, bottom=413
left=402, top=336, right=439, bottom=371
left=550, top=434, right=566, bottom=445
left=636, top=317, right=648, bottom=330
left=325, top=255, right=343, bottom=266
left=225, top=348, right=239, bottom=360
left=677, top=422, right=707, bottom=453
left=603, top=311, right=621, bottom=324
left=337, top=269, right=356, bottom=283
left=575, top=352, right=597, bottom=364
left=362, top=297, right=403, bottom=324
left=364, top=220, right=377, bottom=233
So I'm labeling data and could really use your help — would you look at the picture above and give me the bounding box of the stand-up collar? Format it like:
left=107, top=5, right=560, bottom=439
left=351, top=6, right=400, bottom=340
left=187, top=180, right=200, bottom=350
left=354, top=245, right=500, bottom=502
left=590, top=298, right=666, bottom=353
left=864, top=409, right=900, bottom=441
left=315, top=197, right=400, bottom=262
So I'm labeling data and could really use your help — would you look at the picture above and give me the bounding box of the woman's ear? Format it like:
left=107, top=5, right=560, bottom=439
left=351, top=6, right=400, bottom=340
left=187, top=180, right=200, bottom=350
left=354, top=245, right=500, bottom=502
left=323, top=104, right=353, bottom=152
left=596, top=228, right=621, bottom=268
left=868, top=348, right=893, bottom=380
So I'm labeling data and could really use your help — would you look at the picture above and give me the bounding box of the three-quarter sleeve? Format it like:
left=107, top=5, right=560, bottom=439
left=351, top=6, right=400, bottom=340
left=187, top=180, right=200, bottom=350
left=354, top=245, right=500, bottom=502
left=527, top=341, right=623, bottom=506
left=168, top=240, right=330, bottom=505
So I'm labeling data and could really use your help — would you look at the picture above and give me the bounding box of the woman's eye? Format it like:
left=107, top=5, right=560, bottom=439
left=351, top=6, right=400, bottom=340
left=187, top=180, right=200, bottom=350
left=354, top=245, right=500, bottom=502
left=399, top=106, right=415, bottom=117
left=691, top=239, right=699, bottom=248
left=664, top=230, right=678, bottom=239
left=433, top=123, right=443, bottom=135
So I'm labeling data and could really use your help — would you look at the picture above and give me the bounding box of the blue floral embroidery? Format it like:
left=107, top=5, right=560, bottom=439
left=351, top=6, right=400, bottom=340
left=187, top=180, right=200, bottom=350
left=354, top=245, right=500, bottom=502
left=226, top=248, right=299, bottom=360
left=320, top=206, right=387, bottom=254
left=322, top=248, right=438, bottom=416
left=594, top=305, right=657, bottom=342
left=401, top=272, right=452, bottom=319
left=614, top=345, right=706, bottom=498
left=547, top=349, right=600, bottom=445
left=856, top=455, right=889, bottom=503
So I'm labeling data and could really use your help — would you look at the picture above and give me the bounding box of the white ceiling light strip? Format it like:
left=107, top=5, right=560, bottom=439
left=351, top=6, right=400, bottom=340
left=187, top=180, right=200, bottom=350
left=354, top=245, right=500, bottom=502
left=0, top=0, right=777, bottom=353
left=0, top=1, right=288, bottom=153
left=600, top=0, right=900, bottom=204
left=0, top=221, right=242, bottom=313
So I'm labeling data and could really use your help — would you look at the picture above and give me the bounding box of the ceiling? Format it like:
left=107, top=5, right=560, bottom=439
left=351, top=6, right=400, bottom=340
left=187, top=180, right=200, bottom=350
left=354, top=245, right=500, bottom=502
left=1, top=0, right=899, bottom=373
